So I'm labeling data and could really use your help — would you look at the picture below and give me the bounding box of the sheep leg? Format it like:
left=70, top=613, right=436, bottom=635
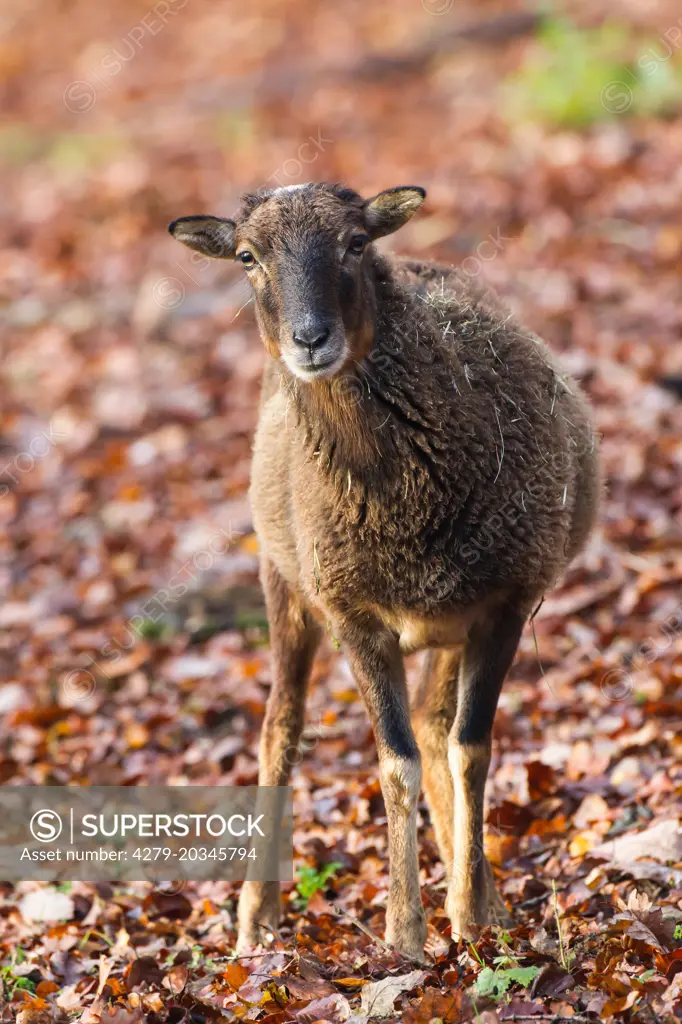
left=446, top=607, right=524, bottom=940
left=343, top=618, right=427, bottom=960
left=412, top=648, right=460, bottom=871
left=413, top=649, right=511, bottom=922
left=236, top=560, right=321, bottom=953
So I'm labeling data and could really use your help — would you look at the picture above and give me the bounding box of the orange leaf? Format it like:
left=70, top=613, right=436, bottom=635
left=125, top=722, right=150, bottom=749
left=223, top=963, right=250, bottom=990
left=36, top=981, right=59, bottom=996
left=569, top=831, right=598, bottom=857
left=485, top=832, right=518, bottom=866
left=601, top=990, right=638, bottom=1018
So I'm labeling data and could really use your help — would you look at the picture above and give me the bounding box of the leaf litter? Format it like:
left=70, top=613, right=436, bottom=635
left=1, top=0, right=682, bottom=1021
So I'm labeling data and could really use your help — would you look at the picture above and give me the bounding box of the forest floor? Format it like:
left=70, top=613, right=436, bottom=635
left=1, top=0, right=682, bottom=1020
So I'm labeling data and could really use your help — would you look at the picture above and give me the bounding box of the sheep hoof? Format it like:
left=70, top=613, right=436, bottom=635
left=386, top=910, right=428, bottom=961
left=236, top=882, right=280, bottom=953
left=445, top=890, right=485, bottom=942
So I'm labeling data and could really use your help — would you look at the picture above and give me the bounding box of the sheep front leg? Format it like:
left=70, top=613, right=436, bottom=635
left=343, top=618, right=426, bottom=960
left=236, top=560, right=321, bottom=953
left=446, top=606, right=524, bottom=940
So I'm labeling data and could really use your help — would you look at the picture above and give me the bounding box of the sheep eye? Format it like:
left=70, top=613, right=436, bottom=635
left=237, top=251, right=256, bottom=267
left=347, top=234, right=368, bottom=255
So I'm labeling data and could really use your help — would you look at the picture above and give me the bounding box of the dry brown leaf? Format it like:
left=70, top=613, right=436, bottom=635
left=294, top=993, right=352, bottom=1022
left=360, top=971, right=427, bottom=1018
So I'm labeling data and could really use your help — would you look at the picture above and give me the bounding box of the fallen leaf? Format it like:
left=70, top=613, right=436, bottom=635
left=143, top=890, right=193, bottom=920
left=20, top=888, right=75, bottom=923
left=127, top=956, right=165, bottom=990
left=78, top=1001, right=104, bottom=1024
left=57, top=986, right=84, bottom=1012
left=223, top=963, right=250, bottom=989
left=96, top=958, right=112, bottom=998
left=164, top=963, right=189, bottom=994
left=573, top=792, right=610, bottom=828
left=591, top=818, right=682, bottom=883
left=402, top=988, right=462, bottom=1022
left=295, top=993, right=352, bottom=1022
left=360, top=970, right=427, bottom=1019
left=15, top=1009, right=52, bottom=1024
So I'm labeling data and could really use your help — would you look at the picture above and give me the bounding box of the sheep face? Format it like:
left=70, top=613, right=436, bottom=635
left=169, top=182, right=425, bottom=382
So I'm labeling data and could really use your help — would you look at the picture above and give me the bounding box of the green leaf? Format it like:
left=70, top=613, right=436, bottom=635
left=294, top=861, right=343, bottom=908
left=506, top=966, right=541, bottom=988
left=475, top=967, right=512, bottom=999
left=134, top=618, right=169, bottom=640
left=13, top=977, right=35, bottom=992
left=474, top=964, right=541, bottom=1001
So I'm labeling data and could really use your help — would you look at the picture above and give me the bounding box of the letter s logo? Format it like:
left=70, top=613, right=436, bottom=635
left=30, top=809, right=63, bottom=843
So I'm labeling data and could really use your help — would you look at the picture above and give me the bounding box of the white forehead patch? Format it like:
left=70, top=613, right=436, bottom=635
left=271, top=183, right=311, bottom=195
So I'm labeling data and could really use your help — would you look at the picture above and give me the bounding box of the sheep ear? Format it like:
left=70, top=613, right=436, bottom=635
left=168, top=215, right=236, bottom=258
left=363, top=186, right=426, bottom=239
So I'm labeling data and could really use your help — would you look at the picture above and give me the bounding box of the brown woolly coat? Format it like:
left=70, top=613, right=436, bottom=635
left=251, top=253, right=599, bottom=647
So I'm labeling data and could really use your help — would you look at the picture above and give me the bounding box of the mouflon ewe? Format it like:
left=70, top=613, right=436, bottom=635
left=169, top=182, right=599, bottom=958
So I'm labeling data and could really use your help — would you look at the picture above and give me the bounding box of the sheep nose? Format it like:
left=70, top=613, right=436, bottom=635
left=292, top=326, right=330, bottom=350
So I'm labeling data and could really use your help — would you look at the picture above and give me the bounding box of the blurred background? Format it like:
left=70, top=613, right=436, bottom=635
left=1, top=0, right=682, bottom=1015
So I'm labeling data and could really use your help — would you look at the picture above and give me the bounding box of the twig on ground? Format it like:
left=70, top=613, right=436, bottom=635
left=331, top=902, right=433, bottom=966
left=552, top=880, right=570, bottom=973
left=331, top=902, right=394, bottom=952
